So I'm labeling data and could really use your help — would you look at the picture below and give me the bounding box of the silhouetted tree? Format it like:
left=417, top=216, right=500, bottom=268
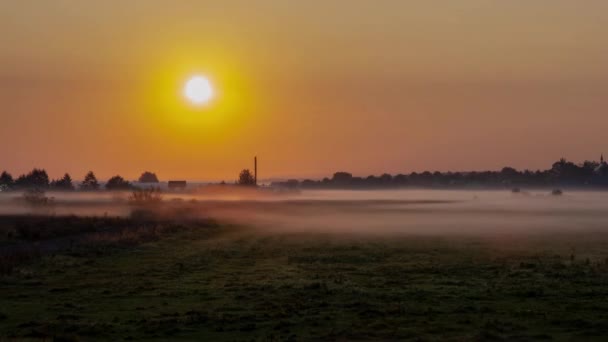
left=51, top=173, right=75, bottom=191
left=582, top=160, right=600, bottom=173
left=365, top=175, right=379, bottom=187
left=394, top=174, right=408, bottom=186
left=0, top=171, right=14, bottom=190
left=551, top=158, right=590, bottom=185
left=332, top=172, right=352, bottom=182
left=238, top=169, right=256, bottom=186
left=285, top=179, right=299, bottom=188
left=80, top=171, right=100, bottom=191
left=301, top=179, right=317, bottom=188
left=138, top=171, right=159, bottom=183
left=332, top=172, right=353, bottom=187
left=380, top=173, right=393, bottom=186
left=14, top=168, right=49, bottom=189
left=106, top=175, right=132, bottom=191
left=273, top=155, right=608, bottom=190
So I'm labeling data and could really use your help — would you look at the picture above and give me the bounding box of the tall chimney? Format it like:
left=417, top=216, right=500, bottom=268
left=254, top=156, right=257, bottom=186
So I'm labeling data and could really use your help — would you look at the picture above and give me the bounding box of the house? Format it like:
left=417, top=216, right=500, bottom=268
left=168, top=180, right=187, bottom=190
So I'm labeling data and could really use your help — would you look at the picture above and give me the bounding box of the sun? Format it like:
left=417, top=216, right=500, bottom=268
left=183, top=75, right=214, bottom=105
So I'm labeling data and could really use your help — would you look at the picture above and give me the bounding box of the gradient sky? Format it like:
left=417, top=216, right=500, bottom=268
left=1, top=1, right=607, bottom=181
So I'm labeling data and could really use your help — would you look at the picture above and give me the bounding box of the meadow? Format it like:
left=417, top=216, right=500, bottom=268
left=1, top=190, right=608, bottom=340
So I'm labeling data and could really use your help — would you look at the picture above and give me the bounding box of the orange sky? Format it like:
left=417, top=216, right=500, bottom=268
left=1, top=1, right=608, bottom=181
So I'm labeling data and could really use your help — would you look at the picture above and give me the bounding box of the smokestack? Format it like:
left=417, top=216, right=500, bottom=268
left=254, top=156, right=257, bottom=186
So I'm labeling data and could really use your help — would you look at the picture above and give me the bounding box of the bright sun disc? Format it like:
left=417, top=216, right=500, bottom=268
left=184, top=75, right=213, bottom=105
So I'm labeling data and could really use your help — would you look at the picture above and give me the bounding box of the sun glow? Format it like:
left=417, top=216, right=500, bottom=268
left=141, top=50, right=256, bottom=141
left=184, top=75, right=214, bottom=105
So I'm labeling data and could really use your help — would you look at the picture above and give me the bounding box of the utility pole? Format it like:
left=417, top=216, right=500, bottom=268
left=254, top=156, right=258, bottom=186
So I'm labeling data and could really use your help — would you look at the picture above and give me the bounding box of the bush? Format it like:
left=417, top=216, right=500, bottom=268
left=129, top=188, right=162, bottom=205
left=23, top=188, right=55, bottom=214
left=129, top=188, right=162, bottom=220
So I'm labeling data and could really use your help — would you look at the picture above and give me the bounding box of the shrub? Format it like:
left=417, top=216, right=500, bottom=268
left=129, top=188, right=162, bottom=205
left=23, top=188, right=55, bottom=214
left=129, top=188, right=162, bottom=220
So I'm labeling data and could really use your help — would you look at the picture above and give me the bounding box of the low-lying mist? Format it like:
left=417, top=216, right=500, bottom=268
left=1, top=189, right=607, bottom=236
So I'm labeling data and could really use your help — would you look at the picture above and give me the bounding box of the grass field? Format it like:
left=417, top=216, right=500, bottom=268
left=2, top=215, right=608, bottom=341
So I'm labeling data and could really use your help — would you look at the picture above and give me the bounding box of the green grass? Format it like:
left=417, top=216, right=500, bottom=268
left=2, top=225, right=608, bottom=340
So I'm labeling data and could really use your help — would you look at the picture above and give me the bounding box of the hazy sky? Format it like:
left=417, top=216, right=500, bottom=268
left=1, top=1, right=607, bottom=181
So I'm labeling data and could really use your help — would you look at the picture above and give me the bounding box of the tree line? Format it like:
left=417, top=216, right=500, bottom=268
left=0, top=170, right=159, bottom=192
left=4, top=158, right=608, bottom=192
left=273, top=158, right=608, bottom=189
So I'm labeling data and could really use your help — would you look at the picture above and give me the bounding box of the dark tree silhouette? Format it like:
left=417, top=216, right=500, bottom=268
left=80, top=171, right=100, bottom=191
left=380, top=173, right=393, bottom=185
left=284, top=179, right=299, bottom=189
left=550, top=158, right=590, bottom=185
left=238, top=169, right=256, bottom=186
left=106, top=175, right=132, bottom=190
left=51, top=173, right=75, bottom=191
left=332, top=172, right=353, bottom=186
left=0, top=171, right=14, bottom=190
left=394, top=174, right=408, bottom=186
left=583, top=160, right=600, bottom=172
left=14, top=168, right=49, bottom=189
left=138, top=171, right=159, bottom=183
left=3, top=156, right=608, bottom=193
left=271, top=156, right=608, bottom=190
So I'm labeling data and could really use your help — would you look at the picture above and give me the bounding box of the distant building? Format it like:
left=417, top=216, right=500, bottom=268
left=168, top=180, right=187, bottom=190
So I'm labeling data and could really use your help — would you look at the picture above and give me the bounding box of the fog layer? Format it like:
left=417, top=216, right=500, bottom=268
left=1, top=189, right=607, bottom=236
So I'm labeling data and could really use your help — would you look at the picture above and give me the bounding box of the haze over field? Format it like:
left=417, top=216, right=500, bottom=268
left=3, top=189, right=608, bottom=236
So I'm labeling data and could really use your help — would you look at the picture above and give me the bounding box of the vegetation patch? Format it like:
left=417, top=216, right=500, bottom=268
left=2, top=225, right=608, bottom=340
